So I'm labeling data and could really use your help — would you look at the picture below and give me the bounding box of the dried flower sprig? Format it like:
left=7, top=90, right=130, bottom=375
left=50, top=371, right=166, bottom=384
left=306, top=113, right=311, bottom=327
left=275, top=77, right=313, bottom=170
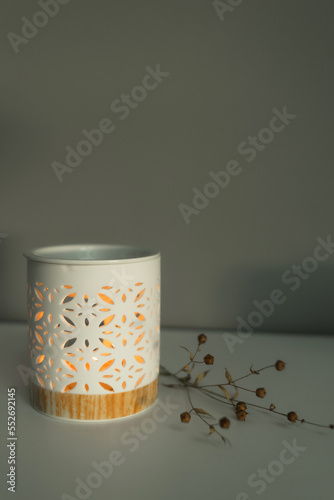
left=160, top=333, right=334, bottom=442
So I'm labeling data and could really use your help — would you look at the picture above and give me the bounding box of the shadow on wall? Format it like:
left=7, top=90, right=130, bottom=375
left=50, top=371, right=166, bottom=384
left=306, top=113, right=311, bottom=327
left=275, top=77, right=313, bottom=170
left=218, top=263, right=334, bottom=334
left=0, top=233, right=10, bottom=317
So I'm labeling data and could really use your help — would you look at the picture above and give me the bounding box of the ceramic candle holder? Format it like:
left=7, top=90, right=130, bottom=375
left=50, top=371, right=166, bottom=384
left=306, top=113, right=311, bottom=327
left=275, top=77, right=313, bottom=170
left=23, top=244, right=160, bottom=421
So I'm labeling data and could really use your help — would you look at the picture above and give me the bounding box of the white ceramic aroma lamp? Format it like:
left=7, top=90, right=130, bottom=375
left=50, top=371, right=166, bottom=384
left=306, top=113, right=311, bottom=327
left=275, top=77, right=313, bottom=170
left=23, top=244, right=160, bottom=421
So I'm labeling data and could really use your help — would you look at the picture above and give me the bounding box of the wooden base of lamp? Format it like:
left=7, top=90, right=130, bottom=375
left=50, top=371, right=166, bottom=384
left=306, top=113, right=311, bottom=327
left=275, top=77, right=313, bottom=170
left=30, top=378, right=158, bottom=421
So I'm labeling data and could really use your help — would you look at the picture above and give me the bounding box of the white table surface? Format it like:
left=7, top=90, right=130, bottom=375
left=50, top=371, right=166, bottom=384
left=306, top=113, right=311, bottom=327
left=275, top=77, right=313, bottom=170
left=0, top=322, right=333, bottom=500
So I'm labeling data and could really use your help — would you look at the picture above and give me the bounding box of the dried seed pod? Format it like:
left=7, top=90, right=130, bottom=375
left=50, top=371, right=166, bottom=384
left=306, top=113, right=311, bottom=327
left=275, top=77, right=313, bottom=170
left=236, top=402, right=247, bottom=412
left=275, top=360, right=286, bottom=371
left=197, top=333, right=207, bottom=345
left=256, top=387, right=266, bottom=398
left=287, top=411, right=298, bottom=423
left=203, top=354, right=214, bottom=365
left=219, top=417, right=230, bottom=429
left=180, top=412, right=191, bottom=423
left=236, top=409, right=247, bottom=421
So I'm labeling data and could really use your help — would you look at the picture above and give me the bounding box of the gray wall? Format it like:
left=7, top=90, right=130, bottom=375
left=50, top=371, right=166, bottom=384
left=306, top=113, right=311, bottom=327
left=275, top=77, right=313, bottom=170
left=1, top=0, right=334, bottom=333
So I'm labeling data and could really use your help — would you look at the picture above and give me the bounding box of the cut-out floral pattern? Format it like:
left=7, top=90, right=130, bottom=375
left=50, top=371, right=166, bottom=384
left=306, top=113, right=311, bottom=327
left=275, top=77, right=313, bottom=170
left=27, top=278, right=160, bottom=394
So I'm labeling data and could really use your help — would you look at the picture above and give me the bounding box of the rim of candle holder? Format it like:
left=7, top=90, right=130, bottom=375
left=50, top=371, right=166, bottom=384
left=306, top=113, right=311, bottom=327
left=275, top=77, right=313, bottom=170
left=23, top=244, right=160, bottom=265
